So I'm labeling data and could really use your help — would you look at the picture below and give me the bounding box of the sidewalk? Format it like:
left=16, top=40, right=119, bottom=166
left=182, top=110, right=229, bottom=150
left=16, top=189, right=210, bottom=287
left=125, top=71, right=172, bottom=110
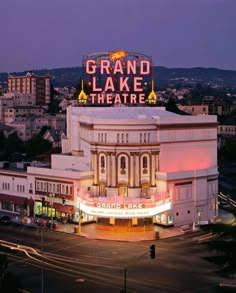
left=55, top=209, right=235, bottom=242
left=56, top=222, right=184, bottom=241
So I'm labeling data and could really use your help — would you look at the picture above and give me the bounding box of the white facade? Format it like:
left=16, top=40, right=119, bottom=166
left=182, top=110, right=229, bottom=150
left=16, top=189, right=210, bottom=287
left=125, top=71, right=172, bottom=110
left=0, top=106, right=218, bottom=227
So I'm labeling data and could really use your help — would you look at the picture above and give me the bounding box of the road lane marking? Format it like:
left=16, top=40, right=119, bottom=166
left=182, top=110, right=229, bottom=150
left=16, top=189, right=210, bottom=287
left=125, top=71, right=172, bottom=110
left=50, top=239, right=97, bottom=253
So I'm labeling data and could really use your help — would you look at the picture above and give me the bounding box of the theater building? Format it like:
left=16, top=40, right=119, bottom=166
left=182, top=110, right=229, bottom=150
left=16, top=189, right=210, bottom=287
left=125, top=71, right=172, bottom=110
left=0, top=106, right=218, bottom=228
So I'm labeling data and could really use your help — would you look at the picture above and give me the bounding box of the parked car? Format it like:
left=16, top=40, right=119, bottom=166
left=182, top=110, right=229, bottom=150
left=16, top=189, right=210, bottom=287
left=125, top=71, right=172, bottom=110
left=0, top=215, right=12, bottom=224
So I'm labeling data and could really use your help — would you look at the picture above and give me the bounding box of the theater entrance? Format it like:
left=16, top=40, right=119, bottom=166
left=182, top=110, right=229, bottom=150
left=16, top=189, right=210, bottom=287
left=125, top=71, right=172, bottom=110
left=115, top=218, right=132, bottom=227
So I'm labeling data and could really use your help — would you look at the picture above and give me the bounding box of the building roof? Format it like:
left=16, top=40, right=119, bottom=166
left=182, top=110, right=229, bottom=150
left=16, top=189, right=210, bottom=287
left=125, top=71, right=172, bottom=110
left=70, top=106, right=217, bottom=125
left=72, top=106, right=177, bottom=119
left=0, top=123, right=14, bottom=131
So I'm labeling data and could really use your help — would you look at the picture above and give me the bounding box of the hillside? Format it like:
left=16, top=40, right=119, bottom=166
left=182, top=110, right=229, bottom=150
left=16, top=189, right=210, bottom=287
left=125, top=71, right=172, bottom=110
left=1, top=66, right=236, bottom=89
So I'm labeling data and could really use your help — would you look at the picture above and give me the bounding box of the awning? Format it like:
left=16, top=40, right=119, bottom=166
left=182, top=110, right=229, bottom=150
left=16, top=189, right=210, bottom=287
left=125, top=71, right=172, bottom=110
left=0, top=194, right=27, bottom=205
left=53, top=202, right=74, bottom=214
left=28, top=198, right=35, bottom=206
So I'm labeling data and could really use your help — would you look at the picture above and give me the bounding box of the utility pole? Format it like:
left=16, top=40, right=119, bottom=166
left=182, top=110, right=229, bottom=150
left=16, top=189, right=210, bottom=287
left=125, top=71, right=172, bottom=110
left=41, top=225, right=44, bottom=293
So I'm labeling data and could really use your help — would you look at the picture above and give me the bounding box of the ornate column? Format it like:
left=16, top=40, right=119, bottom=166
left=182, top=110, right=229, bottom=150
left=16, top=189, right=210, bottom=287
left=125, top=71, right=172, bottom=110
left=151, top=151, right=159, bottom=186
left=134, top=152, right=140, bottom=187
left=111, top=152, right=116, bottom=187
left=106, top=152, right=111, bottom=187
left=129, top=153, right=135, bottom=187
left=91, top=150, right=98, bottom=185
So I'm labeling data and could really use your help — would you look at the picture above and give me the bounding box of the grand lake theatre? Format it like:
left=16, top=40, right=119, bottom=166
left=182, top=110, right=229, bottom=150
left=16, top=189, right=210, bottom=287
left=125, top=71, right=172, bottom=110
left=0, top=106, right=218, bottom=228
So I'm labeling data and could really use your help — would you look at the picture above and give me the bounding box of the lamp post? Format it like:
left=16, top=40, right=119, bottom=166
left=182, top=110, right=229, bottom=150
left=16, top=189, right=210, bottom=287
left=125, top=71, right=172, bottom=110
left=49, top=193, right=55, bottom=229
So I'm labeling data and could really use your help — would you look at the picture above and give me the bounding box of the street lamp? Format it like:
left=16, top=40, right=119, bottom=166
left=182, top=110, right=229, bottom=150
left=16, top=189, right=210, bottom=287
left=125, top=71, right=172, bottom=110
left=49, top=193, right=55, bottom=229
left=77, top=203, right=82, bottom=235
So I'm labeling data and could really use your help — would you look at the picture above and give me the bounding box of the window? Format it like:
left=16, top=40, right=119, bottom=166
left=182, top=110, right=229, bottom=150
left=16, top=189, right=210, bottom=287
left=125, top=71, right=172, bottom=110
left=148, top=133, right=150, bottom=142
left=117, top=133, right=119, bottom=143
left=142, top=156, right=148, bottom=174
left=126, top=133, right=128, bottom=143
left=57, top=184, right=60, bottom=193
left=62, top=185, right=65, bottom=194
left=70, top=186, right=73, bottom=195
left=100, top=155, right=105, bottom=173
left=44, top=182, right=47, bottom=191
left=105, top=133, right=107, bottom=142
left=144, top=133, right=146, bottom=142
left=121, top=133, right=124, bottom=143
left=98, top=133, right=100, bottom=142
left=66, top=186, right=69, bottom=194
left=140, top=133, right=142, bottom=143
left=120, top=156, right=126, bottom=174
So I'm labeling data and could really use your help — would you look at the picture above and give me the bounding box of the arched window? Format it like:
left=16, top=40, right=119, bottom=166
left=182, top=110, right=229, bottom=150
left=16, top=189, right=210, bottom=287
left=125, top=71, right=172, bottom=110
left=120, top=156, right=126, bottom=174
left=101, top=155, right=105, bottom=173
left=142, top=156, right=148, bottom=174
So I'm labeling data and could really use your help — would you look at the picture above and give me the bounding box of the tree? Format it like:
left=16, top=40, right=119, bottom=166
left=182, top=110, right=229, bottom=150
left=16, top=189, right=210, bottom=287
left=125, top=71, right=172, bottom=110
left=200, top=223, right=236, bottom=278
left=24, top=135, right=52, bottom=158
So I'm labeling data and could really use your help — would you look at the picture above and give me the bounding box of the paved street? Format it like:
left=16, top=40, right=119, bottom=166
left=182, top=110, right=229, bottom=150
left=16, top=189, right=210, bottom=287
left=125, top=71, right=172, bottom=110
left=0, top=224, right=230, bottom=293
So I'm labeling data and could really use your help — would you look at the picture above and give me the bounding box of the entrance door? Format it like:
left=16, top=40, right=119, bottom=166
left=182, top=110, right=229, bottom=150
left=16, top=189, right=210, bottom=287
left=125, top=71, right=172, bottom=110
left=118, top=186, right=128, bottom=197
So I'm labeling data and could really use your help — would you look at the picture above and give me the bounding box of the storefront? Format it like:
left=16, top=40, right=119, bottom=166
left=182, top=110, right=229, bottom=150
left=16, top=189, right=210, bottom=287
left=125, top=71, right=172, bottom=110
left=34, top=200, right=75, bottom=222
left=0, top=193, right=34, bottom=216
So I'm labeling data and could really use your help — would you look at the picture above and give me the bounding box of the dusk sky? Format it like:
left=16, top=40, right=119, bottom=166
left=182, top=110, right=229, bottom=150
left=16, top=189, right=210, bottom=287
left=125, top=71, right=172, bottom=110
left=1, top=0, right=235, bottom=72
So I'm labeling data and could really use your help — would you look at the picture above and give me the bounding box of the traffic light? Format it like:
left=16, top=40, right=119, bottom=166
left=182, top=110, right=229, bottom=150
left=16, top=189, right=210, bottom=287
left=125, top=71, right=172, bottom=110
left=62, top=196, right=66, bottom=205
left=150, top=244, right=155, bottom=259
left=42, top=197, right=46, bottom=207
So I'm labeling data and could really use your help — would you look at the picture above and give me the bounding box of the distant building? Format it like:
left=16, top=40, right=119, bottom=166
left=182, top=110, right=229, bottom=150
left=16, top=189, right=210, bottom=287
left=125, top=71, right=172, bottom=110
left=32, top=115, right=66, bottom=136
left=8, top=72, right=50, bottom=105
left=218, top=124, right=236, bottom=149
left=7, top=120, right=32, bottom=141
left=3, top=106, right=44, bottom=124
left=0, top=123, right=14, bottom=138
left=43, top=129, right=66, bottom=147
left=178, top=105, right=209, bottom=115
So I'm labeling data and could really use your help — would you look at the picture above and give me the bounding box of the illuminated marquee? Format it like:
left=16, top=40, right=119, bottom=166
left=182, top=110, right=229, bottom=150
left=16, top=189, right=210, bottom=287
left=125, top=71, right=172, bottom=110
left=78, top=201, right=171, bottom=219
left=78, top=50, right=157, bottom=105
